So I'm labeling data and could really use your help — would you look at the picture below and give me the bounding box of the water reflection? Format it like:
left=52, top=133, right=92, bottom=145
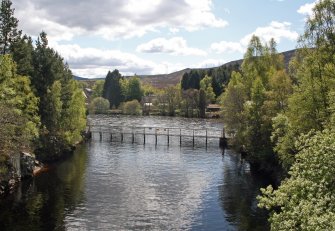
left=0, top=145, right=88, bottom=231
left=219, top=149, right=270, bottom=231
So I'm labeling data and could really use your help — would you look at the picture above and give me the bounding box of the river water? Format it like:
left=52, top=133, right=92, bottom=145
left=0, top=115, right=270, bottom=230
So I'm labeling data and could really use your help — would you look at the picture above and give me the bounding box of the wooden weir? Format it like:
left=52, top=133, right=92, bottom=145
left=88, top=124, right=227, bottom=147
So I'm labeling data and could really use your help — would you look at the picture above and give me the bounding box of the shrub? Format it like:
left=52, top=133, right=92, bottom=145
left=89, top=97, right=110, bottom=114
left=121, top=100, right=142, bottom=115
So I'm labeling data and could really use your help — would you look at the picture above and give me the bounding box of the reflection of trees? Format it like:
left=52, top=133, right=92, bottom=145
left=219, top=151, right=270, bottom=231
left=0, top=145, right=88, bottom=231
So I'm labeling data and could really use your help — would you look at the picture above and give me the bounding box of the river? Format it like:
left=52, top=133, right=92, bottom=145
left=0, top=115, right=270, bottom=230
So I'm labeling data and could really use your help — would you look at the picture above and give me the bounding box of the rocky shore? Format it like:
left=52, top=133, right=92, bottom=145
left=0, top=152, right=45, bottom=196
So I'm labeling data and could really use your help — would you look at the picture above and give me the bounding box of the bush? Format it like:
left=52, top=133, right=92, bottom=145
left=89, top=97, right=110, bottom=114
left=121, top=100, right=142, bottom=115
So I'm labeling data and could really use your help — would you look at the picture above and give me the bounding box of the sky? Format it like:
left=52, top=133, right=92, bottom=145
left=12, top=0, right=317, bottom=78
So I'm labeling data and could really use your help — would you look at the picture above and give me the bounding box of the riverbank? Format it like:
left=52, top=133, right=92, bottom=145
left=0, top=142, right=81, bottom=197
left=0, top=152, right=40, bottom=196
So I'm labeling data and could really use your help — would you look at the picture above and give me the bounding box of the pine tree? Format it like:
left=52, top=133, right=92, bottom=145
left=0, top=0, right=20, bottom=54
left=102, top=69, right=123, bottom=108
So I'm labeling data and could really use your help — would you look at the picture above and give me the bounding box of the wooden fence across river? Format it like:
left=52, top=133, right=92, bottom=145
left=87, top=124, right=227, bottom=147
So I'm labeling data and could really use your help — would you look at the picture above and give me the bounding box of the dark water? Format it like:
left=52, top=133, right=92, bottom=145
left=0, top=116, right=270, bottom=230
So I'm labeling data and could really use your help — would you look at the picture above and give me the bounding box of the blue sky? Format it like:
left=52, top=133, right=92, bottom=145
left=13, top=0, right=316, bottom=78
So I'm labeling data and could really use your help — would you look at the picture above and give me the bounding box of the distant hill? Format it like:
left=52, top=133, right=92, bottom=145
left=136, top=49, right=297, bottom=88
left=74, top=49, right=297, bottom=88
left=73, top=75, right=89, bottom=81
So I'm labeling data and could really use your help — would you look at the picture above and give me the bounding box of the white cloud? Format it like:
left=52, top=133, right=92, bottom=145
left=48, top=42, right=191, bottom=77
left=297, top=1, right=317, bottom=17
left=240, top=21, right=299, bottom=46
left=136, top=37, right=207, bottom=56
left=210, top=41, right=244, bottom=54
left=50, top=43, right=162, bottom=78
left=13, top=0, right=228, bottom=41
left=211, top=21, right=298, bottom=55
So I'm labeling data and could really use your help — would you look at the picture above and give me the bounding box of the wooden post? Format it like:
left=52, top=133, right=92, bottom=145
left=110, top=132, right=113, bottom=142
left=155, top=129, right=158, bottom=146
left=219, top=127, right=227, bottom=148
left=179, top=129, right=182, bottom=146
left=205, top=129, right=208, bottom=148
left=167, top=128, right=170, bottom=146
left=121, top=128, right=124, bottom=143
left=132, top=127, right=135, bottom=144
left=192, top=129, right=195, bottom=147
left=143, top=128, right=146, bottom=145
left=99, top=132, right=102, bottom=141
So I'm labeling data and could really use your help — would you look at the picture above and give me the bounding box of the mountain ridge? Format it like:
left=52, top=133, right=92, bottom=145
left=75, top=49, right=297, bottom=88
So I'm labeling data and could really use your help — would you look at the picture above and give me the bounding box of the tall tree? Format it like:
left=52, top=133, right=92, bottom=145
left=10, top=34, right=34, bottom=76
left=127, top=76, right=143, bottom=102
left=31, top=32, right=86, bottom=160
left=198, top=89, right=206, bottom=118
left=0, top=0, right=19, bottom=54
left=272, top=0, right=335, bottom=169
left=0, top=55, right=39, bottom=155
left=102, top=70, right=123, bottom=108
left=91, top=80, right=105, bottom=99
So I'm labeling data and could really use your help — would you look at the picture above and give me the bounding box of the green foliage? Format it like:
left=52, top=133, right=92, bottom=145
left=128, top=76, right=143, bottom=101
left=220, top=71, right=247, bottom=138
left=142, top=83, right=159, bottom=96
left=258, top=129, right=335, bottom=231
left=198, top=89, right=206, bottom=118
left=123, top=76, right=143, bottom=102
left=30, top=32, right=86, bottom=160
left=272, top=0, right=335, bottom=170
left=0, top=0, right=20, bottom=55
left=220, top=37, right=289, bottom=171
left=60, top=80, right=86, bottom=145
left=91, top=80, right=104, bottom=99
left=156, top=85, right=181, bottom=116
left=10, top=34, right=34, bottom=76
left=121, top=100, right=141, bottom=115
left=181, top=70, right=201, bottom=90
left=102, top=70, right=123, bottom=108
left=89, top=97, right=110, bottom=114
left=0, top=55, right=39, bottom=154
left=200, top=75, right=216, bottom=104
left=181, top=89, right=199, bottom=117
left=271, top=114, right=296, bottom=171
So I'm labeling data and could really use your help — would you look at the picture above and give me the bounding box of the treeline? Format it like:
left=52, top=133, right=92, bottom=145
left=0, top=0, right=86, bottom=176
left=181, top=64, right=239, bottom=97
left=219, top=0, right=335, bottom=229
left=90, top=64, right=238, bottom=117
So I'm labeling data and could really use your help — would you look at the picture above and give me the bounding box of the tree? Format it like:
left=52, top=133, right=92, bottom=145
left=102, top=70, right=123, bottom=108
left=200, top=75, right=216, bottom=103
left=10, top=34, right=33, bottom=76
left=121, top=100, right=141, bottom=115
left=126, top=76, right=143, bottom=102
left=91, top=80, right=105, bottom=99
left=220, top=71, right=247, bottom=140
left=198, top=89, right=206, bottom=118
left=0, top=0, right=20, bottom=54
left=89, top=97, right=110, bottom=114
left=181, top=89, right=199, bottom=117
left=0, top=55, right=40, bottom=151
left=272, top=0, right=335, bottom=170
left=31, top=32, right=86, bottom=160
left=258, top=129, right=335, bottom=231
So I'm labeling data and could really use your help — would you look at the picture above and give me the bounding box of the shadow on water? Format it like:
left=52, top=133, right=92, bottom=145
left=219, top=149, right=271, bottom=231
left=0, top=145, right=88, bottom=231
